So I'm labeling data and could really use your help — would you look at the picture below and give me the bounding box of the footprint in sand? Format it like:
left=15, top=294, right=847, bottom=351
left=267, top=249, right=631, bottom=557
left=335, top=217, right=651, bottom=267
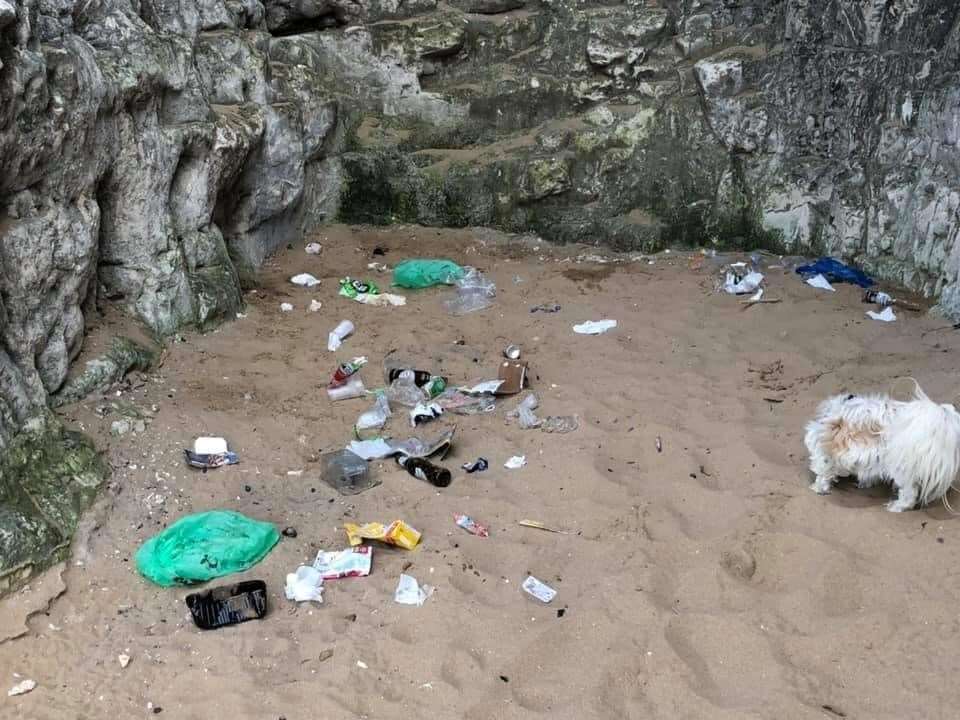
left=439, top=642, right=487, bottom=691
left=720, top=546, right=758, bottom=581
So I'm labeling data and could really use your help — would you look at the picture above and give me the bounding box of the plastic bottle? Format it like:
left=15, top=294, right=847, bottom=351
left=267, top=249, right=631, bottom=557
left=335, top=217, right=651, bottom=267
left=388, top=368, right=432, bottom=386
left=386, top=370, right=427, bottom=407
left=863, top=289, right=892, bottom=306
left=330, top=357, right=368, bottom=387
left=397, top=455, right=452, bottom=487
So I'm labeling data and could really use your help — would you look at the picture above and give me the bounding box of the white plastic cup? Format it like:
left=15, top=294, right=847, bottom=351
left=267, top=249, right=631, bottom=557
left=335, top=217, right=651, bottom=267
left=327, top=319, right=355, bottom=351
left=327, top=376, right=366, bottom=401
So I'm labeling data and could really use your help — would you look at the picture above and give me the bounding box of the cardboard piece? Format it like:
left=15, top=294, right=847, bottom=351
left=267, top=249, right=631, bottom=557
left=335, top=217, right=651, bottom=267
left=496, top=360, right=528, bottom=396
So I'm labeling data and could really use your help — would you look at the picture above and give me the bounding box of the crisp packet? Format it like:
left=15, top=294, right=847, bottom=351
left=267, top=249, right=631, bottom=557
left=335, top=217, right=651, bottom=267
left=454, top=513, right=489, bottom=538
left=339, top=278, right=380, bottom=299
left=312, top=547, right=372, bottom=579
left=522, top=575, right=557, bottom=603
left=344, top=520, right=421, bottom=550
left=183, top=449, right=239, bottom=469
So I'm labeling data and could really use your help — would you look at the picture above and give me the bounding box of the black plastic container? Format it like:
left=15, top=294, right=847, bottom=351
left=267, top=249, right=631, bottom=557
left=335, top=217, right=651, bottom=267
left=185, top=580, right=268, bottom=630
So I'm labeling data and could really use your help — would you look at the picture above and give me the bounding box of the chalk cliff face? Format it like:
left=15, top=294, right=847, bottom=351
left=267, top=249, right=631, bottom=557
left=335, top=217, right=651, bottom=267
left=0, top=1, right=959, bottom=584
left=2, top=0, right=960, bottom=447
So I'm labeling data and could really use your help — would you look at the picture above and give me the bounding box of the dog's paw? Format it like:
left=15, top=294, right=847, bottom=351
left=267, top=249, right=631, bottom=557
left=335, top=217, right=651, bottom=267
left=810, top=482, right=831, bottom=495
left=885, top=501, right=907, bottom=513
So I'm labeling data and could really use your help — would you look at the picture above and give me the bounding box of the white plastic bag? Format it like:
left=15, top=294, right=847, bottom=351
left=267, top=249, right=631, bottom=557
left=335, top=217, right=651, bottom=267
left=355, top=292, right=406, bottom=307
left=723, top=271, right=763, bottom=295
left=866, top=307, right=896, bottom=322
left=348, top=438, right=395, bottom=460
left=505, top=455, right=527, bottom=469
left=445, top=268, right=496, bottom=315
left=291, top=273, right=321, bottom=287
left=356, top=394, right=391, bottom=432
left=573, top=319, right=617, bottom=334
left=508, top=393, right=541, bottom=429
left=394, top=574, right=434, bottom=606
left=285, top=566, right=324, bottom=602
left=805, top=274, right=835, bottom=291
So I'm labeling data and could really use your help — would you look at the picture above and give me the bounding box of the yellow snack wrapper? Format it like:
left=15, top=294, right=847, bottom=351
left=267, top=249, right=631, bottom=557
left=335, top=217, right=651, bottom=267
left=344, top=520, right=421, bottom=550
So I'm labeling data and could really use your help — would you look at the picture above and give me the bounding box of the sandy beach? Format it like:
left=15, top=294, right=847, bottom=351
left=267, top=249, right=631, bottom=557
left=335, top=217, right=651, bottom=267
left=2, top=224, right=959, bottom=720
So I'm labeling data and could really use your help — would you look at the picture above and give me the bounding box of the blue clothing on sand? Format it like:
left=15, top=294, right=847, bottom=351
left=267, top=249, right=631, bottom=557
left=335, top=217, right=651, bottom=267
left=796, top=257, right=874, bottom=288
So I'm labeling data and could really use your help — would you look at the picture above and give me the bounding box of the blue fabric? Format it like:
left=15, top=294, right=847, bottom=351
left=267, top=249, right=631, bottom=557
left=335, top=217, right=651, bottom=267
left=796, top=257, right=874, bottom=288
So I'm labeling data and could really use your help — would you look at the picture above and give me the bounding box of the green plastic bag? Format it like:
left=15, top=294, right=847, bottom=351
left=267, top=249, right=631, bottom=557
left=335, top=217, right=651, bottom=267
left=393, top=259, right=464, bottom=289
left=136, top=510, right=280, bottom=587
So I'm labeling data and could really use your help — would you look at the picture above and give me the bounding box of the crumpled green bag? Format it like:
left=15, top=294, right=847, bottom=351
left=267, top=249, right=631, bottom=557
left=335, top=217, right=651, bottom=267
left=136, top=510, right=280, bottom=587
left=393, top=259, right=464, bottom=289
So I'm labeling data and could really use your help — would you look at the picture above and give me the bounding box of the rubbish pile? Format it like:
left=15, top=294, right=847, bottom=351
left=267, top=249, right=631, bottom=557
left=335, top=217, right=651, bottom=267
left=713, top=253, right=919, bottom=322
left=134, top=255, right=584, bottom=630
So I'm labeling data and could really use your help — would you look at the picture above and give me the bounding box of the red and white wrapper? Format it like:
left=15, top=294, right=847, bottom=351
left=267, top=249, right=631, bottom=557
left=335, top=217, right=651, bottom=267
left=312, top=546, right=372, bottom=579
left=454, top=513, right=489, bottom=538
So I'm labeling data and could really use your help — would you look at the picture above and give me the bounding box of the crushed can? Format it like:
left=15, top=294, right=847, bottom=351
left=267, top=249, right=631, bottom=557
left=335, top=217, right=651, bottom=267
left=424, top=375, right=447, bottom=398
left=329, top=356, right=368, bottom=388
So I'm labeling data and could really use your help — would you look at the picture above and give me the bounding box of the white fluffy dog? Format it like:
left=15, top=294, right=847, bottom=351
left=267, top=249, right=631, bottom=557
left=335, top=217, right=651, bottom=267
left=804, top=383, right=960, bottom=511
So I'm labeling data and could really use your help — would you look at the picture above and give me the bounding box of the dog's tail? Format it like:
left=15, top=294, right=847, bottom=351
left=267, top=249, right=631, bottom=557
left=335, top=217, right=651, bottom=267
left=885, top=382, right=960, bottom=507
left=897, top=376, right=931, bottom=403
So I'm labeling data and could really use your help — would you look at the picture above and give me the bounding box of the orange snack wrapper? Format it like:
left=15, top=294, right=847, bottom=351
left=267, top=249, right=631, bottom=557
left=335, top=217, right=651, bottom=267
left=344, top=520, right=421, bottom=550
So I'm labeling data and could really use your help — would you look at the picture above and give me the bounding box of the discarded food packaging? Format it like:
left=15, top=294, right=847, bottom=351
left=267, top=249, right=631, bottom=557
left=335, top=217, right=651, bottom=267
left=522, top=575, right=557, bottom=603
left=496, top=360, right=528, bottom=395
left=344, top=520, right=421, bottom=550
left=462, top=457, right=489, bottom=473
left=186, top=580, right=269, bottom=629
left=184, top=449, right=239, bottom=469
left=454, top=513, right=489, bottom=537
left=313, top=546, right=372, bottom=579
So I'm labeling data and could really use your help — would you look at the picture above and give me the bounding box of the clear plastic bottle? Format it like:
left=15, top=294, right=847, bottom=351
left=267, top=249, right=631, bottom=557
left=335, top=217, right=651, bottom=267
left=386, top=370, right=427, bottom=407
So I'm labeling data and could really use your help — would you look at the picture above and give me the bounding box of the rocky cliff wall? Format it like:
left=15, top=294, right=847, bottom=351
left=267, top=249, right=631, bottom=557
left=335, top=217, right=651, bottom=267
left=0, top=0, right=452, bottom=450
left=2, top=0, right=960, bottom=452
